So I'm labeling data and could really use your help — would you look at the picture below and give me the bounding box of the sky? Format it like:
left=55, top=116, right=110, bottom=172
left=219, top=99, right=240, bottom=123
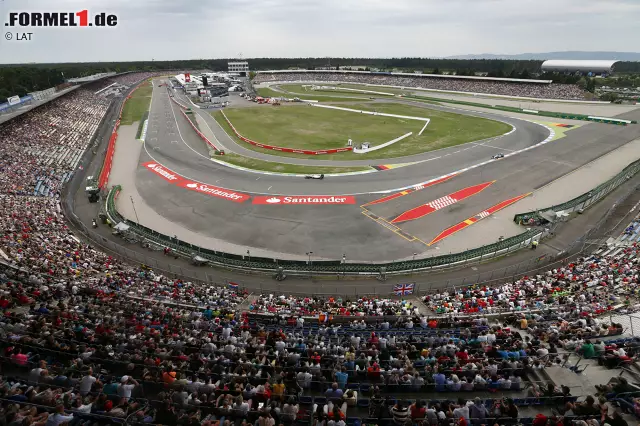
left=1, top=0, right=640, bottom=63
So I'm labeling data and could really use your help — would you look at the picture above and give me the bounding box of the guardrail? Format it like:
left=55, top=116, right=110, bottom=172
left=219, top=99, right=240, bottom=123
left=514, top=157, right=640, bottom=224
left=105, top=184, right=545, bottom=275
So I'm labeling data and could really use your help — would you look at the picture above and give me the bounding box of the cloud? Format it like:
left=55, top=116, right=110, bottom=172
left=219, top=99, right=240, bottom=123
left=1, top=0, right=639, bottom=63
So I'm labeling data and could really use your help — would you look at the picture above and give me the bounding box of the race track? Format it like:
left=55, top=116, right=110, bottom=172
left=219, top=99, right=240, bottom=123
left=131, top=80, right=640, bottom=261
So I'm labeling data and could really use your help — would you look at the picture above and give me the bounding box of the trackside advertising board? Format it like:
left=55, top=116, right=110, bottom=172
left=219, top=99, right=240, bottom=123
left=143, top=162, right=250, bottom=203
left=252, top=195, right=356, bottom=205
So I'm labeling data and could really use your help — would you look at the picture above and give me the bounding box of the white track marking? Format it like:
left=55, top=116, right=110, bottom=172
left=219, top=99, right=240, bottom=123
left=141, top=121, right=554, bottom=196
left=164, top=88, right=211, bottom=161
left=139, top=83, right=555, bottom=196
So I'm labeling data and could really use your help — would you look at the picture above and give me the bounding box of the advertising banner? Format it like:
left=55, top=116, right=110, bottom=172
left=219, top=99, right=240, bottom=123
left=252, top=195, right=356, bottom=205
left=142, top=162, right=250, bottom=203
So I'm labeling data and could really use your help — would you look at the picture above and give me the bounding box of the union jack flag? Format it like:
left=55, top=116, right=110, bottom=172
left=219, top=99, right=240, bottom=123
left=393, top=283, right=414, bottom=296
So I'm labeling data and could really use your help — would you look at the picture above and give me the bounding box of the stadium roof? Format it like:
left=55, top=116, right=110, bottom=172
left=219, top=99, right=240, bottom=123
left=541, top=60, right=619, bottom=73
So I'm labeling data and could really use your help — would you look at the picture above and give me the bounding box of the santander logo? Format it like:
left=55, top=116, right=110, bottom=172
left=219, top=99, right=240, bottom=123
left=141, top=161, right=249, bottom=203
left=253, top=195, right=356, bottom=205
left=145, top=163, right=179, bottom=181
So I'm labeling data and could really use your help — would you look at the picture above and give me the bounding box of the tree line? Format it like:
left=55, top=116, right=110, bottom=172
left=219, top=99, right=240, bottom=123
left=1, top=57, right=638, bottom=101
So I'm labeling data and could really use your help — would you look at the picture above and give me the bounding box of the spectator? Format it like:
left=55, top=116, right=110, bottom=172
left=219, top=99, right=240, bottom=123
left=391, top=400, right=410, bottom=425
left=325, top=383, right=344, bottom=399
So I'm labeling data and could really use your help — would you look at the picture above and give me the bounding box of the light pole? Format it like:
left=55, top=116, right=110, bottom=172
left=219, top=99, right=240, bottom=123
left=342, top=254, right=346, bottom=278
left=306, top=251, right=313, bottom=278
left=411, top=252, right=417, bottom=276
left=130, top=196, right=141, bottom=224
left=246, top=250, right=251, bottom=262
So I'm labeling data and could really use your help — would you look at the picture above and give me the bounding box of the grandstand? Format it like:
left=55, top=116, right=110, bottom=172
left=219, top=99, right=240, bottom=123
left=254, top=70, right=586, bottom=100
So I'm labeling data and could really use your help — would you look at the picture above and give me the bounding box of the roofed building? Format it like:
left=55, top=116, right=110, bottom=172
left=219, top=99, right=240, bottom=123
left=541, top=60, right=619, bottom=75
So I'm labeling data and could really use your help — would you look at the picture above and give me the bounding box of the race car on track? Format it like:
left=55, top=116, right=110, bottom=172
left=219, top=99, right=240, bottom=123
left=492, top=153, right=505, bottom=159
left=305, top=174, right=325, bottom=180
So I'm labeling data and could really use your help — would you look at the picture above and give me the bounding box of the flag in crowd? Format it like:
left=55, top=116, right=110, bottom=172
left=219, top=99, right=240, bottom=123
left=228, top=281, right=239, bottom=290
left=393, top=283, right=414, bottom=296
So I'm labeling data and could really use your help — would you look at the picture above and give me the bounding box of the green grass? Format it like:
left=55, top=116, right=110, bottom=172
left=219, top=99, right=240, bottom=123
left=256, top=87, right=366, bottom=102
left=300, top=83, right=413, bottom=96
left=121, top=81, right=152, bottom=125
left=214, top=102, right=512, bottom=161
left=214, top=152, right=370, bottom=174
left=277, top=84, right=386, bottom=98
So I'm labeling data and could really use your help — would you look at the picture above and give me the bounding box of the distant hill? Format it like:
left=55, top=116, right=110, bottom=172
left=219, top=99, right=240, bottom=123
left=446, top=51, right=640, bottom=61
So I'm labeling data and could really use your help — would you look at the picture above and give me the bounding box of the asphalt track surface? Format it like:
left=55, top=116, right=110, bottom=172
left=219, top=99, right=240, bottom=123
left=134, top=81, right=640, bottom=261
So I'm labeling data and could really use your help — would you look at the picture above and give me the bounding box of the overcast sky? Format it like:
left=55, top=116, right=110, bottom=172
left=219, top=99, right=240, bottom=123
left=2, top=0, right=640, bottom=63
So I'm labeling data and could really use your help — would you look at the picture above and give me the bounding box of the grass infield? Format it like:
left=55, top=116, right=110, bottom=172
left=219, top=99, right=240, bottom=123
left=121, top=81, right=152, bottom=125
left=256, top=87, right=366, bottom=102
left=279, top=83, right=396, bottom=97
left=214, top=102, right=512, bottom=161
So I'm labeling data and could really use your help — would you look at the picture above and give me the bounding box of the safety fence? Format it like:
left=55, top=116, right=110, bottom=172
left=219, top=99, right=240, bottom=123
left=219, top=109, right=353, bottom=155
left=406, top=95, right=637, bottom=125
left=104, top=183, right=544, bottom=275
left=514, top=157, right=640, bottom=224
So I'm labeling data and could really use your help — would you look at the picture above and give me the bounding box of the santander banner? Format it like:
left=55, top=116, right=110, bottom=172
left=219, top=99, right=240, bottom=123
left=144, top=162, right=184, bottom=183
left=177, top=181, right=250, bottom=203
left=253, top=195, right=356, bottom=205
left=142, top=162, right=249, bottom=203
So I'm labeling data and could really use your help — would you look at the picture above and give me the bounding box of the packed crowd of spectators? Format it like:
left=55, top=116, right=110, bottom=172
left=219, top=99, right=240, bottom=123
left=249, top=296, right=417, bottom=317
left=253, top=71, right=586, bottom=100
left=424, top=247, right=639, bottom=316
left=0, top=69, right=636, bottom=425
left=0, top=88, right=110, bottom=197
left=0, top=71, right=158, bottom=199
left=1, top=254, right=637, bottom=425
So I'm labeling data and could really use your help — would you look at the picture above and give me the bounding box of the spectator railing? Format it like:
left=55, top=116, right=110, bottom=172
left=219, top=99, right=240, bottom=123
left=514, top=157, right=640, bottom=225
left=104, top=183, right=545, bottom=276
